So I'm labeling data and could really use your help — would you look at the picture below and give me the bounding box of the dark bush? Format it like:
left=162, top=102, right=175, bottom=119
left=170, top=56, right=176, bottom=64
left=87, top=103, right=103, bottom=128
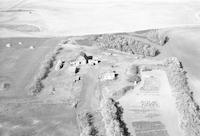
left=164, top=57, right=200, bottom=136
left=102, top=98, right=130, bottom=136
left=163, top=36, right=169, bottom=45
left=30, top=46, right=63, bottom=95
left=112, top=86, right=134, bottom=100
left=78, top=111, right=99, bottom=136
left=127, top=75, right=141, bottom=84
left=94, top=34, right=159, bottom=57
left=130, top=65, right=139, bottom=75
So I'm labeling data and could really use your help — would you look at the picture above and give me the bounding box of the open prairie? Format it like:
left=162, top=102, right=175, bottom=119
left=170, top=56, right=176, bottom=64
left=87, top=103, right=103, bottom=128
left=1, top=0, right=200, bottom=36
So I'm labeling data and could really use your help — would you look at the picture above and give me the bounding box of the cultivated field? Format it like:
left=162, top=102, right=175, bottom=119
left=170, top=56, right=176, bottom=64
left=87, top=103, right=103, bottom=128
left=1, top=0, right=200, bottom=37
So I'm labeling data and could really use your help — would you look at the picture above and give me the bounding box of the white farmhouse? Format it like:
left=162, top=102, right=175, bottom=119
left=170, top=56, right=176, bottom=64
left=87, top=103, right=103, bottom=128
left=99, top=71, right=118, bottom=81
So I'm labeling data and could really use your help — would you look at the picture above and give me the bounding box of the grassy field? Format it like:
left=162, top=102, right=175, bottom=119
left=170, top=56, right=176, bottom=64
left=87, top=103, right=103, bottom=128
left=159, top=27, right=200, bottom=105
left=0, top=37, right=80, bottom=136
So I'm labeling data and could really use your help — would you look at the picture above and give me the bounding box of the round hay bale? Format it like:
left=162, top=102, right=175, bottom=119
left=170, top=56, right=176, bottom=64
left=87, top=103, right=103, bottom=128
left=6, top=43, right=11, bottom=48
left=29, top=46, right=35, bottom=50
